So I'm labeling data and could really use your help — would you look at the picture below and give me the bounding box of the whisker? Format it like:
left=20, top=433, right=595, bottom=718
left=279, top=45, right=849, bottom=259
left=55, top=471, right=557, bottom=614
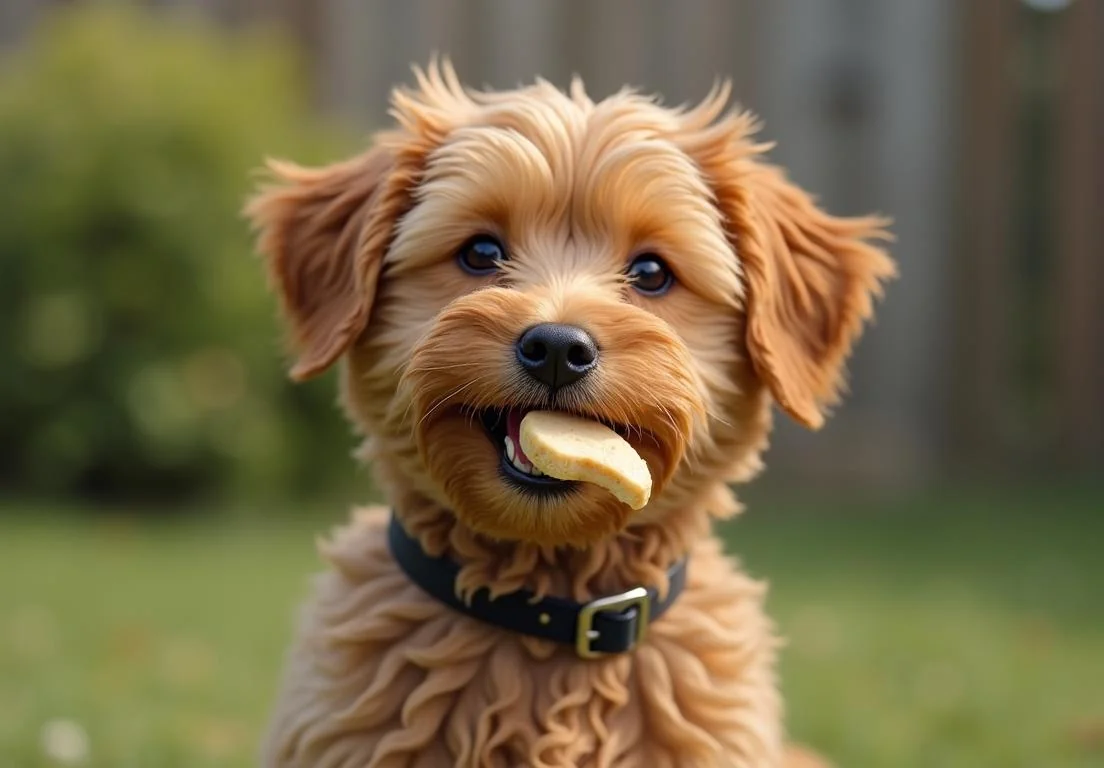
left=416, top=375, right=492, bottom=429
left=403, top=362, right=482, bottom=375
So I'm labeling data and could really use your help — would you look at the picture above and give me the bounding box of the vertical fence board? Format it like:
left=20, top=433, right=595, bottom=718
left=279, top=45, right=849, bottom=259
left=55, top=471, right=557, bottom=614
left=477, top=0, right=567, bottom=89
left=317, top=0, right=388, bottom=124
left=954, top=0, right=1018, bottom=471
left=1054, top=0, right=1104, bottom=469
left=855, top=0, right=956, bottom=482
left=570, top=0, right=657, bottom=99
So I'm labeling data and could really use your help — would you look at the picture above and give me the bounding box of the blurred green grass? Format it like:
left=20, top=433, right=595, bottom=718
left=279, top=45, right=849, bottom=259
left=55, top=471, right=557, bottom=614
left=1, top=487, right=1101, bottom=767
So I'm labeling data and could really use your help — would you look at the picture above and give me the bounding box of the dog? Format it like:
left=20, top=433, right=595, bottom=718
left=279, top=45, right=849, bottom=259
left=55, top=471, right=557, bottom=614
left=246, top=61, right=894, bottom=768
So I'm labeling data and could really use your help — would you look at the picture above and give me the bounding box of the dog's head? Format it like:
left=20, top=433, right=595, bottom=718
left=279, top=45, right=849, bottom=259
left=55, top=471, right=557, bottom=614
left=247, top=63, right=894, bottom=547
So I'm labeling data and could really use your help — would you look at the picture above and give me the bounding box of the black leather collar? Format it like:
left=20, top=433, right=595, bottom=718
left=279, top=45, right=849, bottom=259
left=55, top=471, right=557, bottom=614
left=387, top=513, right=688, bottom=659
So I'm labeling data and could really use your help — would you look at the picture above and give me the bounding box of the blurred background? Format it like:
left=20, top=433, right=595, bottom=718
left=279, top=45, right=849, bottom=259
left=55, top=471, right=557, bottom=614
left=0, top=1, right=1100, bottom=766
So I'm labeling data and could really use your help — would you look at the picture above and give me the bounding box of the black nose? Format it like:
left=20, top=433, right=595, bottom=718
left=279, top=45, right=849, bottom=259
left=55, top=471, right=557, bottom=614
left=515, top=323, right=598, bottom=390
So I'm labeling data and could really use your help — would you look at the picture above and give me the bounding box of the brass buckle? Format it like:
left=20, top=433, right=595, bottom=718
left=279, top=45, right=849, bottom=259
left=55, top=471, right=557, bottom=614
left=575, top=586, right=651, bottom=659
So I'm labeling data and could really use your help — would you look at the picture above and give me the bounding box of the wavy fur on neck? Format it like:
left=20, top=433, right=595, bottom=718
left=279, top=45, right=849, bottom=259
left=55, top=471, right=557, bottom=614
left=263, top=501, right=782, bottom=768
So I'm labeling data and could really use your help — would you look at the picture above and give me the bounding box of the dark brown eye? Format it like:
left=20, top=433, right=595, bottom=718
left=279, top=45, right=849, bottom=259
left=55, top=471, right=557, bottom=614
left=627, top=253, right=674, bottom=295
left=457, top=235, right=507, bottom=275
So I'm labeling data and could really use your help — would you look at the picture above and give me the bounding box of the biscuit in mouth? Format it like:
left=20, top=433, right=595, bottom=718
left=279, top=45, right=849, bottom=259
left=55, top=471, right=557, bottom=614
left=479, top=407, right=652, bottom=508
left=480, top=407, right=574, bottom=492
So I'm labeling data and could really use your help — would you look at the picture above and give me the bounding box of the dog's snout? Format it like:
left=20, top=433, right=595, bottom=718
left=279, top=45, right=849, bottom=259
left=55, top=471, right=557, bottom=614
left=515, top=323, right=598, bottom=390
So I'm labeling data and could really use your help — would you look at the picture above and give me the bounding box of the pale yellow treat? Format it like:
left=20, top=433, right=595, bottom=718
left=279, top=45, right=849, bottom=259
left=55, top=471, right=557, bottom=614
left=519, top=411, right=652, bottom=509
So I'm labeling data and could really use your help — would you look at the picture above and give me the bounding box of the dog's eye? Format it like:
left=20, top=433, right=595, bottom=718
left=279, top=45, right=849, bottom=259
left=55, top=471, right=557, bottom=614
left=627, top=253, right=674, bottom=295
left=457, top=235, right=507, bottom=275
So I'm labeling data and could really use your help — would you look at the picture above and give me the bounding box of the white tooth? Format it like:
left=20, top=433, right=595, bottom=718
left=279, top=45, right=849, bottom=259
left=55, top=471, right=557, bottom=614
left=505, top=436, right=515, bottom=461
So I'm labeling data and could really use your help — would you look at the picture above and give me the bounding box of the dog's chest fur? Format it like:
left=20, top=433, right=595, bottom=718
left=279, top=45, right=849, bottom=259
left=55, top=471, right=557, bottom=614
left=262, top=507, right=782, bottom=768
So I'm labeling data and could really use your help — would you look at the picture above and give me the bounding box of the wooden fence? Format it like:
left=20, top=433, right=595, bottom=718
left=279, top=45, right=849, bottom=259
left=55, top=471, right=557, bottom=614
left=4, top=0, right=1101, bottom=484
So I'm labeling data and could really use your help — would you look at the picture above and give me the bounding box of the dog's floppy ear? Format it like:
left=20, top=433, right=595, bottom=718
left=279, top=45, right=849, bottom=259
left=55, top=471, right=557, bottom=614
left=245, top=146, right=404, bottom=381
left=729, top=161, right=895, bottom=429
left=681, top=101, right=895, bottom=429
left=245, top=61, right=472, bottom=381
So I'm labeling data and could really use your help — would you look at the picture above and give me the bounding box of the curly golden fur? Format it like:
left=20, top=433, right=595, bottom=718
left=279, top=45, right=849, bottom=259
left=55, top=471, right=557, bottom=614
left=246, top=61, right=894, bottom=767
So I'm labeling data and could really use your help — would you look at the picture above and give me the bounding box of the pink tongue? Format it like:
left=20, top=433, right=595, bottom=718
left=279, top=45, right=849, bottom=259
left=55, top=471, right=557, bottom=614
left=507, top=408, right=533, bottom=464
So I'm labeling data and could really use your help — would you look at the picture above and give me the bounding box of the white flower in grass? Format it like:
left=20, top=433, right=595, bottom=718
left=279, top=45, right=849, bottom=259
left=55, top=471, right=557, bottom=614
left=40, top=718, right=90, bottom=765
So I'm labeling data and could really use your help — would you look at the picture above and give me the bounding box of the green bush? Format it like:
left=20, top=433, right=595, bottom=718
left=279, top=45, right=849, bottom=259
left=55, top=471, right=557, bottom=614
left=0, top=5, right=361, bottom=506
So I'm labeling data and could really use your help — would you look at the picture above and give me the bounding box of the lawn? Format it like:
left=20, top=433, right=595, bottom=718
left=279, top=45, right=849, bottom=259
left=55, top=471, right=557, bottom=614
left=1, top=486, right=1101, bottom=767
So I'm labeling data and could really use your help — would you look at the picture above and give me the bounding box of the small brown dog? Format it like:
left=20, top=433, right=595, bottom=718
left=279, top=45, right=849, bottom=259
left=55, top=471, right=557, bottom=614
left=247, top=62, right=893, bottom=768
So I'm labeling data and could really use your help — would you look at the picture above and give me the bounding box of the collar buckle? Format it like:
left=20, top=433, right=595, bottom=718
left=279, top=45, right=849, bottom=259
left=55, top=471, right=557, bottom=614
left=575, top=586, right=651, bottom=659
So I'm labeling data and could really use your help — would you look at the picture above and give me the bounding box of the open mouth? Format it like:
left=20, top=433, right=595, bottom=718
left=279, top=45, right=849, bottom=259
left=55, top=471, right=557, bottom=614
left=479, top=407, right=578, bottom=494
